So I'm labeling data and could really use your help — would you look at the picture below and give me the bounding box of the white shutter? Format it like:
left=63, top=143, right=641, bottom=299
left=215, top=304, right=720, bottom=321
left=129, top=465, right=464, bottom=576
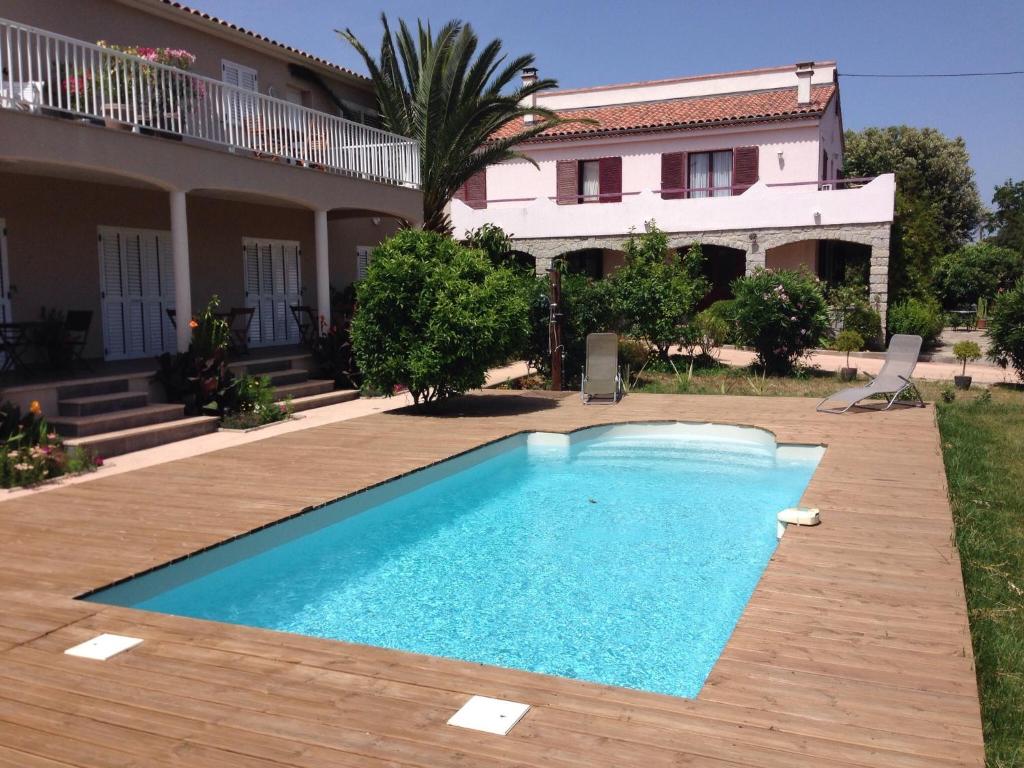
left=242, top=237, right=302, bottom=346
left=356, top=246, right=372, bottom=281
left=222, top=60, right=259, bottom=132
left=98, top=226, right=174, bottom=360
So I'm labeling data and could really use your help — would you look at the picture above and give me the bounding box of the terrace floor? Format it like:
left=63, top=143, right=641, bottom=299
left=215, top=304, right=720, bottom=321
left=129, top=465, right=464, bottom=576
left=0, top=391, right=984, bottom=767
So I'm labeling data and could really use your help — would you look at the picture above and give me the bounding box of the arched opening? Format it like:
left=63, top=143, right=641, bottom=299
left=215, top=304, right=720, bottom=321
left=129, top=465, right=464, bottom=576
left=561, top=248, right=604, bottom=280
left=505, top=250, right=537, bottom=272
left=765, top=238, right=871, bottom=288
left=692, top=244, right=746, bottom=307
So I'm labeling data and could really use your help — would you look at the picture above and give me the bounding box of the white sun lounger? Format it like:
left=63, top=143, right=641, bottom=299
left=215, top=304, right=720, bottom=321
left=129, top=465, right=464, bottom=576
left=581, top=332, right=622, bottom=405
left=816, top=334, right=925, bottom=414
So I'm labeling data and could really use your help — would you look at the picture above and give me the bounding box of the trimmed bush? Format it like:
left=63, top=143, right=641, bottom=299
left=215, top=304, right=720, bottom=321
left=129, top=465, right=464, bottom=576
left=887, top=296, right=945, bottom=347
left=702, top=299, right=740, bottom=345
left=351, top=230, right=529, bottom=404
left=987, top=277, right=1024, bottom=380
left=827, top=284, right=882, bottom=346
left=834, top=330, right=865, bottom=368
left=731, top=268, right=829, bottom=374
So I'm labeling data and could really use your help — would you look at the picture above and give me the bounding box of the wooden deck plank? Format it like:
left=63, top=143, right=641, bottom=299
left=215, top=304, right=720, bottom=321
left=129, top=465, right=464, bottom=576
left=0, top=392, right=985, bottom=766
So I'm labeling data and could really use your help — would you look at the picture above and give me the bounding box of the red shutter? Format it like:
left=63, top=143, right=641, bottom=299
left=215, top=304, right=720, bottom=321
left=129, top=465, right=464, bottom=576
left=732, top=146, right=759, bottom=194
left=660, top=152, right=686, bottom=199
left=556, top=160, right=578, bottom=205
left=453, top=183, right=466, bottom=202
left=464, top=170, right=487, bottom=209
left=599, top=156, right=622, bottom=203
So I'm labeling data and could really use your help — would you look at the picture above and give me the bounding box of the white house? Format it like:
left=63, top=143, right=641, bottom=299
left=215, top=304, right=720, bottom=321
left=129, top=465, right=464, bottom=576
left=451, top=61, right=895, bottom=319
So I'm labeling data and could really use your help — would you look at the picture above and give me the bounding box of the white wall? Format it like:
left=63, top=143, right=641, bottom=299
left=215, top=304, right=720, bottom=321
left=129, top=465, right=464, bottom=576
left=485, top=120, right=825, bottom=206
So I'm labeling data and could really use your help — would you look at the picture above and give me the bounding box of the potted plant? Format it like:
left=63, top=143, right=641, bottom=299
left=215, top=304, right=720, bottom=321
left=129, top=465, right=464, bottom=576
left=952, top=340, right=981, bottom=390
left=834, top=329, right=864, bottom=382
left=976, top=297, right=988, bottom=330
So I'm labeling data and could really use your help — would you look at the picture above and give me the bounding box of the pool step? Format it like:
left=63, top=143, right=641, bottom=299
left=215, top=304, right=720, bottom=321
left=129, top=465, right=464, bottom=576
left=50, top=403, right=187, bottom=437
left=65, top=415, right=220, bottom=458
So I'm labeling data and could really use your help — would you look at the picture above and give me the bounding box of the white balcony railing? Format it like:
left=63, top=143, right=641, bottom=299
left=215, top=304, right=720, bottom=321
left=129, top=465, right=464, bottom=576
left=0, top=18, right=420, bottom=188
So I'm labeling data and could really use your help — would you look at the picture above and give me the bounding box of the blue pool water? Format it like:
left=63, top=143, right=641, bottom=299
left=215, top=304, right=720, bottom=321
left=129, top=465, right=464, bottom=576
left=88, top=423, right=822, bottom=698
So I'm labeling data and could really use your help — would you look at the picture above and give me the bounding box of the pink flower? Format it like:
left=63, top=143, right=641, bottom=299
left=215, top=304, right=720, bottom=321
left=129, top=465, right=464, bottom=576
left=93, top=455, right=104, bottom=467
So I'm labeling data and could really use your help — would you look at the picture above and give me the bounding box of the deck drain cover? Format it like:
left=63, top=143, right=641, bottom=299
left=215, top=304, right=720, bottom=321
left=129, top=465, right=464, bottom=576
left=448, top=695, right=530, bottom=735
left=64, top=633, right=143, bottom=660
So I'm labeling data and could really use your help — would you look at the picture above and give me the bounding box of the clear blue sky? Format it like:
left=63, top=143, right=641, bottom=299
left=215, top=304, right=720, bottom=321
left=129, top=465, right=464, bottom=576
left=196, top=0, right=1022, bottom=206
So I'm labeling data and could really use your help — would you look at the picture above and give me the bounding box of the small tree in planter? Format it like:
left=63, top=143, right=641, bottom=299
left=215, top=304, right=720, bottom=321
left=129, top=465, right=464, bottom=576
left=952, top=340, right=981, bottom=390
left=834, top=330, right=865, bottom=381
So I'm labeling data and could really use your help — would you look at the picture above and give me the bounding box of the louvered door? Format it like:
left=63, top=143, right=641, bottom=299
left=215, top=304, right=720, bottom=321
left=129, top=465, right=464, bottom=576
left=0, top=219, right=10, bottom=325
left=243, top=238, right=302, bottom=346
left=98, top=227, right=175, bottom=360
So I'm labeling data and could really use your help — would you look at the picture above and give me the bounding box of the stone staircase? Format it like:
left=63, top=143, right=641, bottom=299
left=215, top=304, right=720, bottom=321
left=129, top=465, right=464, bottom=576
left=50, top=379, right=219, bottom=459
left=228, top=355, right=359, bottom=413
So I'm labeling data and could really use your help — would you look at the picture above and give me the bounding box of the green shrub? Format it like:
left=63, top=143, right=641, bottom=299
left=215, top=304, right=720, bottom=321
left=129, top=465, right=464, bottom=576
left=940, top=384, right=956, bottom=403
left=560, top=271, right=617, bottom=387
left=153, top=296, right=233, bottom=415
left=692, top=310, right=730, bottom=359
left=221, top=374, right=291, bottom=429
left=702, top=299, right=740, bottom=345
left=887, top=296, right=945, bottom=347
left=311, top=322, right=361, bottom=389
left=933, top=242, right=1024, bottom=309
left=827, top=284, right=882, bottom=346
left=987, top=277, right=1024, bottom=380
left=731, top=268, right=829, bottom=374
left=609, top=225, right=708, bottom=360
left=0, top=401, right=98, bottom=488
left=351, top=230, right=529, bottom=404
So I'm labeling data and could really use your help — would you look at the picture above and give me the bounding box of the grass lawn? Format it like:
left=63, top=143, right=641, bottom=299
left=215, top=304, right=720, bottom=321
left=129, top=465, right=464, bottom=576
left=938, top=393, right=1024, bottom=767
left=629, top=358, right=1024, bottom=765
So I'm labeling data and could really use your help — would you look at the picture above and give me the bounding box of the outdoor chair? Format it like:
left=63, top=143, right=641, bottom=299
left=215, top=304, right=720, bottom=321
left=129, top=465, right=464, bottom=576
left=581, top=332, right=623, bottom=405
left=225, top=307, right=255, bottom=355
left=62, top=310, right=93, bottom=371
left=289, top=305, right=318, bottom=347
left=816, top=334, right=925, bottom=414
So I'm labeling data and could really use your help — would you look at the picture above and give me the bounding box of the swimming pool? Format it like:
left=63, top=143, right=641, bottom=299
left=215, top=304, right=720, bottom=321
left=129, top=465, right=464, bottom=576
left=87, top=423, right=823, bottom=698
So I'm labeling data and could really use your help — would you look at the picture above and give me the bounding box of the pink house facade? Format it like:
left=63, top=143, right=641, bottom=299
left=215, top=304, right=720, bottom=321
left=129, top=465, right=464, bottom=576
left=451, top=61, right=895, bottom=323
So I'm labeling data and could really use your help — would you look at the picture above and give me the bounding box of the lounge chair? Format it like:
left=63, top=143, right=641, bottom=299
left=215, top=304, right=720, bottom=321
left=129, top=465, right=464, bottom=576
left=581, top=332, right=623, bottom=405
left=816, top=334, right=925, bottom=414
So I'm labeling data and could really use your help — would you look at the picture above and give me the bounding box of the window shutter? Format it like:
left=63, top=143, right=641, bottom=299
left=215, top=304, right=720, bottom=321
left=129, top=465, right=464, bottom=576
left=356, top=246, right=372, bottom=281
left=556, top=160, right=578, bottom=205
left=660, top=152, right=686, bottom=199
left=732, top=146, right=759, bottom=193
left=598, top=156, right=622, bottom=203
left=464, top=170, right=487, bottom=210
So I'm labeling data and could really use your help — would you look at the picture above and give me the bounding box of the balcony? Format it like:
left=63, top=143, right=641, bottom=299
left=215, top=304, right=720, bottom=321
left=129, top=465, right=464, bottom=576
left=451, top=175, right=896, bottom=240
left=0, top=17, right=419, bottom=189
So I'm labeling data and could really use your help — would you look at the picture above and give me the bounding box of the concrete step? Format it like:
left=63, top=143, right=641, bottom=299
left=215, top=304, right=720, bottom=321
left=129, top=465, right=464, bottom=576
left=263, top=369, right=309, bottom=387
left=285, top=389, right=359, bottom=413
left=66, top=415, right=220, bottom=459
left=58, top=391, right=149, bottom=417
left=56, top=377, right=130, bottom=400
left=49, top=403, right=186, bottom=437
left=274, top=379, right=334, bottom=400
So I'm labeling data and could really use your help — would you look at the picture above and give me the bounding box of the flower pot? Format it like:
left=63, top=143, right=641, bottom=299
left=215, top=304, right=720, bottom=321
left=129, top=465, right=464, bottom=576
left=976, top=318, right=987, bottom=330
left=954, top=375, right=972, bottom=390
left=839, top=367, right=858, bottom=382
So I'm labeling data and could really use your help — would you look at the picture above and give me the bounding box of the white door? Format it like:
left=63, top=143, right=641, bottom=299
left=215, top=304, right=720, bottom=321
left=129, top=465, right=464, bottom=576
left=243, top=238, right=302, bottom=347
left=0, top=219, right=11, bottom=324
left=98, top=227, right=176, bottom=360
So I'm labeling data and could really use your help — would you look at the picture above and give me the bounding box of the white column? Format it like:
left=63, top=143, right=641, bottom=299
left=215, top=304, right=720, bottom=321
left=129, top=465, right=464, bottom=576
left=170, top=190, right=193, bottom=353
left=314, top=209, right=330, bottom=332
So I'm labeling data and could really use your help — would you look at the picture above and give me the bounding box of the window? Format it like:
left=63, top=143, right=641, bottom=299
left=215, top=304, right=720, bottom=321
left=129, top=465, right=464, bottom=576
left=222, top=60, right=258, bottom=127
left=356, top=246, right=373, bottom=281
left=285, top=86, right=311, bottom=108
left=579, top=160, right=601, bottom=202
left=688, top=150, right=733, bottom=198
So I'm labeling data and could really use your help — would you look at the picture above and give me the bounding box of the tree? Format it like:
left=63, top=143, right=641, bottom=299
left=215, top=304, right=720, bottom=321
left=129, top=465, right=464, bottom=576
left=987, top=276, right=1024, bottom=381
left=342, top=17, right=562, bottom=233
left=933, top=242, right=1024, bottom=309
left=989, top=179, right=1024, bottom=254
left=610, top=225, right=709, bottom=360
left=350, top=230, right=529, bottom=404
left=844, top=126, right=983, bottom=300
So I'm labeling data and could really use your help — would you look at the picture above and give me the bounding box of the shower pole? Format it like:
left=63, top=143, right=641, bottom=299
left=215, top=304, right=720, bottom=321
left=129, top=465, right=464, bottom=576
left=548, top=265, right=563, bottom=391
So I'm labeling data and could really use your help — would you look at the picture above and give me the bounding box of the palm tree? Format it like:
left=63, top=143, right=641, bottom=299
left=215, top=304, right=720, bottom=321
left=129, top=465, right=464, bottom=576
left=341, top=16, right=564, bottom=233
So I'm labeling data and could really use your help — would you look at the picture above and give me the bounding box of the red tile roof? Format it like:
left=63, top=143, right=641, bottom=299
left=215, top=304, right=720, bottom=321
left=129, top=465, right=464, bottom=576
left=153, top=1, right=369, bottom=83
left=493, top=84, right=836, bottom=142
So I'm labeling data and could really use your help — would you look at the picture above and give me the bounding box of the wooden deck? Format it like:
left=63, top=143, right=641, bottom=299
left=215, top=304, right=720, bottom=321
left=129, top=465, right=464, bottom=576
left=0, top=392, right=984, bottom=767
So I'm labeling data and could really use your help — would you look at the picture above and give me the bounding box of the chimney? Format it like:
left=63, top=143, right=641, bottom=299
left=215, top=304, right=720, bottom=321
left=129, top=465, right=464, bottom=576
left=795, top=61, right=815, bottom=105
left=521, top=67, right=538, bottom=124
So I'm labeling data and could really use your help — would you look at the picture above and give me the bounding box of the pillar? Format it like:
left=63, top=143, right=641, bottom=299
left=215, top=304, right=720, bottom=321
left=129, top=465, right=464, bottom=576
left=869, top=226, right=891, bottom=332
left=314, top=209, right=330, bottom=332
left=169, top=190, right=192, bottom=353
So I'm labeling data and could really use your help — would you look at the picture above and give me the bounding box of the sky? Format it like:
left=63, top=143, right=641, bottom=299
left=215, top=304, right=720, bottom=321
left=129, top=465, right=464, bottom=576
left=195, top=0, right=1023, bottom=206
